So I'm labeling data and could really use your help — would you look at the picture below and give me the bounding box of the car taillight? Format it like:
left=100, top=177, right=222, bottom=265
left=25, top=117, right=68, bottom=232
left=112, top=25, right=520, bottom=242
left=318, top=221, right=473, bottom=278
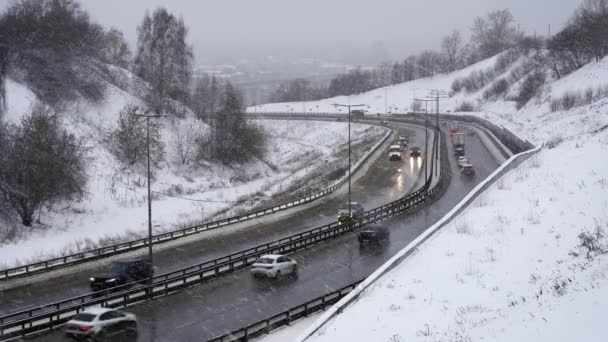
left=371, top=233, right=377, bottom=238
left=64, top=324, right=72, bottom=329
left=79, top=326, right=93, bottom=332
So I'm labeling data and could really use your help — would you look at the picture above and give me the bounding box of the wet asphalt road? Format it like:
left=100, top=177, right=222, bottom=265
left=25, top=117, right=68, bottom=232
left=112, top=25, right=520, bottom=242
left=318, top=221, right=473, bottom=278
left=0, top=124, right=427, bottom=315
left=21, top=123, right=499, bottom=342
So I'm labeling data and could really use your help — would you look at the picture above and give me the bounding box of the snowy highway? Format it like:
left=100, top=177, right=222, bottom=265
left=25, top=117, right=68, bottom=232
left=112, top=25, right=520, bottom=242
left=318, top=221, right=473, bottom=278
left=1, top=123, right=423, bottom=314
left=17, top=121, right=501, bottom=341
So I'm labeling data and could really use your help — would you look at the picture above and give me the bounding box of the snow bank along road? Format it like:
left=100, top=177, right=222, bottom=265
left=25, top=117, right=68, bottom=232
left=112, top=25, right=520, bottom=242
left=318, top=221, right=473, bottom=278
left=0, top=123, right=421, bottom=313
left=15, top=119, right=503, bottom=342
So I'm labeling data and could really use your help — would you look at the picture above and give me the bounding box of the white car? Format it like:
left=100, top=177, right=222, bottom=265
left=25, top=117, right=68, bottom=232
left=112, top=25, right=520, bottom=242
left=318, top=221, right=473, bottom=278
left=251, top=254, right=298, bottom=278
left=388, top=145, right=402, bottom=161
left=64, top=307, right=137, bottom=340
left=457, top=156, right=470, bottom=168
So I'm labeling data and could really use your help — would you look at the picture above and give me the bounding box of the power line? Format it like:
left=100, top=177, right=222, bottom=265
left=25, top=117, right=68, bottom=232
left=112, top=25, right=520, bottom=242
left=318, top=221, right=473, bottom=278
left=152, top=191, right=267, bottom=204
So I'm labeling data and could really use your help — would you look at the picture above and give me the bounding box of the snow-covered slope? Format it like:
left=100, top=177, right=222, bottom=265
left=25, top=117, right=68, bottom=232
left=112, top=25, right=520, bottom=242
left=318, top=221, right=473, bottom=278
left=301, top=130, right=608, bottom=342
left=0, top=68, right=387, bottom=268
left=247, top=54, right=502, bottom=115
left=248, top=54, right=608, bottom=342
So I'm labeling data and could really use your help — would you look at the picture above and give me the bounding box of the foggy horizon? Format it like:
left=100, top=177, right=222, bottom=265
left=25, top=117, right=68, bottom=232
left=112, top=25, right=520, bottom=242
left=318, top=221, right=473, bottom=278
left=73, top=0, right=583, bottom=65
left=0, top=0, right=584, bottom=64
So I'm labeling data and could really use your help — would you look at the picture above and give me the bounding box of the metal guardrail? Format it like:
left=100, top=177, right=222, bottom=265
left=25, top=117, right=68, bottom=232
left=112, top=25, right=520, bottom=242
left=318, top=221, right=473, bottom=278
left=205, top=126, right=450, bottom=342
left=206, top=280, right=365, bottom=342
left=0, top=127, right=439, bottom=340
left=0, top=120, right=392, bottom=281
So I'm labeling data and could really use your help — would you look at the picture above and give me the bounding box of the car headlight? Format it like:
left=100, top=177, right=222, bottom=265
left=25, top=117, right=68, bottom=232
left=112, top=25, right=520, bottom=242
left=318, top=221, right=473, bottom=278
left=105, top=278, right=117, bottom=283
left=89, top=277, right=95, bottom=282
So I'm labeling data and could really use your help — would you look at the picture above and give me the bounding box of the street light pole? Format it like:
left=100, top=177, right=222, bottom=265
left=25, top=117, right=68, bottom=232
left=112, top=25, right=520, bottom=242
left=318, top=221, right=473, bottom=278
left=132, top=111, right=167, bottom=270
left=332, top=103, right=365, bottom=217
left=415, top=98, right=434, bottom=185
left=146, top=117, right=152, bottom=265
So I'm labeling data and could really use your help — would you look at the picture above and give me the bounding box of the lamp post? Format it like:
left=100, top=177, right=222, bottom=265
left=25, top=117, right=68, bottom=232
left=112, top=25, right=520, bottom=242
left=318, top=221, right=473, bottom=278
left=332, top=103, right=365, bottom=217
left=132, top=110, right=168, bottom=270
left=415, top=98, right=435, bottom=184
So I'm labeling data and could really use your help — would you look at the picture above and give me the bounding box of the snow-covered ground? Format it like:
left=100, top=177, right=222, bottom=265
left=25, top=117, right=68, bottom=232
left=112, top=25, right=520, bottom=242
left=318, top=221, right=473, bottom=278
left=301, top=129, right=608, bottom=342
left=249, top=54, right=608, bottom=342
left=247, top=54, right=503, bottom=116
left=0, top=75, right=387, bottom=269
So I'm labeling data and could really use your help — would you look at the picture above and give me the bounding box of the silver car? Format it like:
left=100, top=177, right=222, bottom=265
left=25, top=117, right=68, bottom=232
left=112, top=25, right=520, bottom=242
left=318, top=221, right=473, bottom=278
left=64, top=307, right=137, bottom=340
left=251, top=254, right=298, bottom=278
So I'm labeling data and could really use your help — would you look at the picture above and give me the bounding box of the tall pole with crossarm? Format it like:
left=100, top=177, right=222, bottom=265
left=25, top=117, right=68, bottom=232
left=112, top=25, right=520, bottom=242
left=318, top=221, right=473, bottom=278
left=332, top=103, right=365, bottom=217
left=131, top=110, right=168, bottom=272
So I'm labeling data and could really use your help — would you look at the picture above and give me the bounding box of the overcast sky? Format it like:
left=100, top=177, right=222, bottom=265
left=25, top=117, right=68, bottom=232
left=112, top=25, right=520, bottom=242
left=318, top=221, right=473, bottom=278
left=2, top=0, right=584, bottom=64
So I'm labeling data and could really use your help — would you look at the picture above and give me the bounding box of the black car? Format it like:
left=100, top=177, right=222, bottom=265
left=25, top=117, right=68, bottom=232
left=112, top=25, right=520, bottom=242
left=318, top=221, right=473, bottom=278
left=90, top=259, right=153, bottom=291
left=410, top=147, right=421, bottom=158
left=358, top=225, right=390, bottom=245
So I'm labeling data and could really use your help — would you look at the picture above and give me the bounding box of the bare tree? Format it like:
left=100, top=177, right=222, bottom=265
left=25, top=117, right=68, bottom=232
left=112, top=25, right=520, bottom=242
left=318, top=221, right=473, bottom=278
left=103, top=28, right=131, bottom=68
left=442, top=30, right=463, bottom=72
left=471, top=9, right=517, bottom=58
left=201, top=82, right=266, bottom=164
left=112, top=105, right=165, bottom=166
left=0, top=0, right=107, bottom=105
left=134, top=8, right=193, bottom=114
left=171, top=115, right=201, bottom=165
left=417, top=50, right=443, bottom=77
left=0, top=104, right=89, bottom=226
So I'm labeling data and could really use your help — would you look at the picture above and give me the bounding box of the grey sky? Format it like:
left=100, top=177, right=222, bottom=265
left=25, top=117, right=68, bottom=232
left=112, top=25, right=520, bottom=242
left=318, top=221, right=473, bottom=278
left=2, top=0, right=583, bottom=64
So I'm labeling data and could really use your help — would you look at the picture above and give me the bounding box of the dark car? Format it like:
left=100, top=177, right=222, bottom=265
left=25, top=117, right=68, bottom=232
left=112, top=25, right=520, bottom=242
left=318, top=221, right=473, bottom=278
left=410, top=147, right=421, bottom=158
left=90, top=259, right=153, bottom=292
left=337, top=202, right=365, bottom=225
left=461, top=164, right=475, bottom=176
left=358, top=225, right=390, bottom=245
left=454, top=146, right=465, bottom=157
left=398, top=136, right=408, bottom=148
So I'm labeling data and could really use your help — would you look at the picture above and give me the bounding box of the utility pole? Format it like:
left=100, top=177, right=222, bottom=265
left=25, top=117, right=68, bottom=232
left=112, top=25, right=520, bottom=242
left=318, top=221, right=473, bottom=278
left=332, top=103, right=366, bottom=218
left=427, top=90, right=447, bottom=178
left=384, top=87, right=388, bottom=115
left=132, top=110, right=168, bottom=272
left=415, top=98, right=435, bottom=184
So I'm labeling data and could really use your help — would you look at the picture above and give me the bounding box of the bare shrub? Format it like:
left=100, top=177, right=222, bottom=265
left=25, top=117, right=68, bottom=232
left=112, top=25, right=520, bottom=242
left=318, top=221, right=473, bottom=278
left=550, top=99, right=562, bottom=112
left=451, top=78, right=464, bottom=93
left=577, top=221, right=607, bottom=260
left=455, top=218, right=472, bottom=235
left=416, top=324, right=432, bottom=337
left=388, top=334, right=403, bottom=342
left=483, top=78, right=510, bottom=99
left=455, top=101, right=475, bottom=112
left=529, top=155, right=541, bottom=168
left=561, top=91, right=580, bottom=111
left=515, top=70, right=546, bottom=109
left=544, top=135, right=563, bottom=149
left=585, top=87, right=595, bottom=105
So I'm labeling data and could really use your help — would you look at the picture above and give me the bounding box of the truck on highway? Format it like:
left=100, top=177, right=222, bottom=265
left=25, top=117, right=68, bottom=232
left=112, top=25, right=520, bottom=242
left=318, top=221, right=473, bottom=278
left=452, top=132, right=465, bottom=147
left=452, top=132, right=465, bottom=157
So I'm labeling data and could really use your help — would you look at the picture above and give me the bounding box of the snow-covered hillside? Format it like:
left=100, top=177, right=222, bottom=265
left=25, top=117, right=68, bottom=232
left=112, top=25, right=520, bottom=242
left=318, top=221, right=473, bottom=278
left=247, top=54, right=608, bottom=342
left=301, top=130, right=608, bottom=342
left=0, top=70, right=387, bottom=268
left=247, top=54, right=502, bottom=115
left=248, top=54, right=608, bottom=145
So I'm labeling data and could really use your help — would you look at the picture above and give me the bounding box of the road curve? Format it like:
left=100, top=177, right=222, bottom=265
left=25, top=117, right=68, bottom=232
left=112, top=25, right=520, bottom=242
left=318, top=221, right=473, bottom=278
left=0, top=123, right=427, bottom=316
left=25, top=122, right=499, bottom=342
